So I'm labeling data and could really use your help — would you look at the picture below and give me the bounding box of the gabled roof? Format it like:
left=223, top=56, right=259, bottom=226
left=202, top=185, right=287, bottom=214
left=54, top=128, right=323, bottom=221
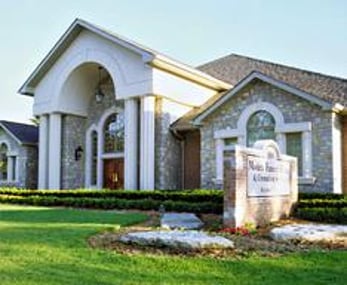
left=172, top=71, right=343, bottom=130
left=198, top=53, right=347, bottom=105
left=19, top=18, right=230, bottom=96
left=0, top=121, right=38, bottom=145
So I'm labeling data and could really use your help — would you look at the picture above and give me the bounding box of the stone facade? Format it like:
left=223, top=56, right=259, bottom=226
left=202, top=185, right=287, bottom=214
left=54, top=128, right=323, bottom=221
left=60, top=76, right=125, bottom=189
left=61, top=115, right=86, bottom=189
left=0, top=127, right=38, bottom=189
left=155, top=98, right=182, bottom=190
left=201, top=80, right=335, bottom=193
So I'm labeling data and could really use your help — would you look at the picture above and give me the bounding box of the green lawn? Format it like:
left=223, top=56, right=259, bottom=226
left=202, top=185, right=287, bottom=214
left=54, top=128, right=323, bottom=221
left=0, top=204, right=345, bottom=285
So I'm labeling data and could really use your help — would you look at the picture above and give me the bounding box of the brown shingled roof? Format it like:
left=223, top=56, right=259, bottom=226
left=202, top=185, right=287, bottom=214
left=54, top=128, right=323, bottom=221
left=198, top=54, right=347, bottom=104
left=172, top=54, right=347, bottom=130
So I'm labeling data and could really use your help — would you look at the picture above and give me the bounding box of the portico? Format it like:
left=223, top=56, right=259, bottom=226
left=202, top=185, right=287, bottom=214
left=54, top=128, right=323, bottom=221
left=19, top=19, right=229, bottom=190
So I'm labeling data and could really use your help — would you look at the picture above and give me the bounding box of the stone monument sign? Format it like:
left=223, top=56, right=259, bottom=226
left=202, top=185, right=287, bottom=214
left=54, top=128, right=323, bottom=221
left=223, top=140, right=298, bottom=227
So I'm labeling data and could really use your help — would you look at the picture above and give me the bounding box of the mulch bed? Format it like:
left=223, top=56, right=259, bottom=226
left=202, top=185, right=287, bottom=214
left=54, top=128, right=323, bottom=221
left=88, top=212, right=347, bottom=259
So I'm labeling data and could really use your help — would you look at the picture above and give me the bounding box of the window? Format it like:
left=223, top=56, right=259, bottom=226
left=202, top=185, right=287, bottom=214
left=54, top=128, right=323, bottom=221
left=286, top=132, right=303, bottom=176
left=247, top=111, right=276, bottom=147
left=224, top=138, right=237, bottom=147
left=91, top=131, right=98, bottom=185
left=104, top=113, right=124, bottom=153
left=0, top=143, right=8, bottom=181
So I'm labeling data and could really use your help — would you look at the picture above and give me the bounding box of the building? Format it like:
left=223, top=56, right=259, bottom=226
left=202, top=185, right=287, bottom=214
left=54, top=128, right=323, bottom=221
left=0, top=121, right=38, bottom=189
left=19, top=19, right=347, bottom=193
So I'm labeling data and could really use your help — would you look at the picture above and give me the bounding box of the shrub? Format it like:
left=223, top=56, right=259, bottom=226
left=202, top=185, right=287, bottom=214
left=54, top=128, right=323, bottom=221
left=294, top=207, right=347, bottom=224
left=0, top=193, right=222, bottom=214
left=0, top=188, right=223, bottom=203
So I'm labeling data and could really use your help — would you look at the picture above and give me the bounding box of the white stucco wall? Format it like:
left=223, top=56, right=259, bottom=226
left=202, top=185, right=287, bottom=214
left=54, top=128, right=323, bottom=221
left=33, top=29, right=220, bottom=117
left=33, top=30, right=153, bottom=116
left=152, top=69, right=218, bottom=107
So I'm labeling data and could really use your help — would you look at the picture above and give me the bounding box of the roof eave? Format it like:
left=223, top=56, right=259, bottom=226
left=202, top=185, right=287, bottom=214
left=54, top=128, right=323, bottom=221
left=193, top=71, right=338, bottom=124
left=0, top=122, right=23, bottom=145
left=149, top=55, right=232, bottom=91
left=18, top=18, right=155, bottom=96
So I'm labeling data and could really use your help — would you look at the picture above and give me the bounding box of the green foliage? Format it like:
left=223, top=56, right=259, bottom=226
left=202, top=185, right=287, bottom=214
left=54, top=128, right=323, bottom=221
left=299, top=192, right=346, bottom=200
left=0, top=188, right=222, bottom=213
left=0, top=204, right=347, bottom=284
left=294, top=193, right=347, bottom=224
left=294, top=207, right=347, bottom=224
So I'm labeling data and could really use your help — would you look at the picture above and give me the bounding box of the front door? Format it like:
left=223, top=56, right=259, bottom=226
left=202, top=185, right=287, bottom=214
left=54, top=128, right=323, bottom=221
left=103, top=158, right=124, bottom=189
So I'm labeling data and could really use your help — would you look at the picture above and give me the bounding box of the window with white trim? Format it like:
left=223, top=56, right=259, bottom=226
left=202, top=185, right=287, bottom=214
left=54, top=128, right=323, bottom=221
left=214, top=102, right=314, bottom=185
left=104, top=113, right=124, bottom=153
left=91, top=130, right=98, bottom=186
left=247, top=110, right=276, bottom=146
left=0, top=143, right=8, bottom=181
left=286, top=132, right=303, bottom=176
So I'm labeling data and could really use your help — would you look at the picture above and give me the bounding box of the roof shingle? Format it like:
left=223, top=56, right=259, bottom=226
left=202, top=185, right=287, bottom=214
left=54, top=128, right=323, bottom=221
left=0, top=121, right=38, bottom=145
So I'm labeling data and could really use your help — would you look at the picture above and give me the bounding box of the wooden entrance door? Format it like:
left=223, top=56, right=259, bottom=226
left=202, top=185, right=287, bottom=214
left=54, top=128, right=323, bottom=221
left=103, top=158, right=124, bottom=189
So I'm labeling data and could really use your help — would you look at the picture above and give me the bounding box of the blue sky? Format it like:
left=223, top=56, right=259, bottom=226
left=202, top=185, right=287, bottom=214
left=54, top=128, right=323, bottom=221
left=0, top=0, right=346, bottom=123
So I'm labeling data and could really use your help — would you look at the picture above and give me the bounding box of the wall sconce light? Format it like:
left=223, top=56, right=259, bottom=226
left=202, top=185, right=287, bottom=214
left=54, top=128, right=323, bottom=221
left=75, top=146, right=84, bottom=161
left=95, top=66, right=105, bottom=103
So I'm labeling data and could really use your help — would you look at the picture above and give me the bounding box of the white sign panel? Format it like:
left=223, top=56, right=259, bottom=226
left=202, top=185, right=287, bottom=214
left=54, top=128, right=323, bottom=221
left=247, top=156, right=291, bottom=197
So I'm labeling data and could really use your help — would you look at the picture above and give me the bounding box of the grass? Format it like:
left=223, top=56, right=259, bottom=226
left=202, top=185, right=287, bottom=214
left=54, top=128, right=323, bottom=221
left=0, top=204, right=346, bottom=285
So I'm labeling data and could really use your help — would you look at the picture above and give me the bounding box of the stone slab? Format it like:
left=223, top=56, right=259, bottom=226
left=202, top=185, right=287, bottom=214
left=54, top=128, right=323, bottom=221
left=119, top=230, right=234, bottom=249
left=270, top=223, right=347, bottom=242
left=161, top=213, right=204, bottom=230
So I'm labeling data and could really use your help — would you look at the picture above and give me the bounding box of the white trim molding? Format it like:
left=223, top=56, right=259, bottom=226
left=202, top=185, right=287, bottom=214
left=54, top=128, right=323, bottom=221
left=85, top=124, right=97, bottom=188
left=214, top=101, right=315, bottom=185
left=140, top=96, right=155, bottom=190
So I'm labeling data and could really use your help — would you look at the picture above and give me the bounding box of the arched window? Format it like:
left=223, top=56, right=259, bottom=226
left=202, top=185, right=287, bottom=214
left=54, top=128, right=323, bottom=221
left=91, top=131, right=98, bottom=186
left=247, top=111, right=276, bottom=147
left=103, top=113, right=124, bottom=153
left=0, top=143, right=8, bottom=181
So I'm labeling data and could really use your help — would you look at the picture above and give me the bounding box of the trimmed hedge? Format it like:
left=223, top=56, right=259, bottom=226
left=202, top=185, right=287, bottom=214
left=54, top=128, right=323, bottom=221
left=1, top=188, right=346, bottom=221
left=294, top=207, right=347, bottom=224
left=0, top=188, right=223, bottom=203
left=299, top=192, right=346, bottom=200
left=294, top=193, right=346, bottom=224
left=0, top=194, right=222, bottom=214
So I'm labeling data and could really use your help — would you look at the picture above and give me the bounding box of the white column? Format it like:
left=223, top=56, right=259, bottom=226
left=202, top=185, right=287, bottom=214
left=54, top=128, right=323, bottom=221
left=38, top=115, right=49, bottom=189
left=302, top=131, right=312, bottom=178
left=276, top=133, right=286, bottom=154
left=7, top=156, right=13, bottom=182
left=124, top=99, right=138, bottom=190
left=215, top=139, right=224, bottom=182
left=140, top=96, right=155, bottom=190
left=331, top=113, right=342, bottom=193
left=48, top=113, right=62, bottom=189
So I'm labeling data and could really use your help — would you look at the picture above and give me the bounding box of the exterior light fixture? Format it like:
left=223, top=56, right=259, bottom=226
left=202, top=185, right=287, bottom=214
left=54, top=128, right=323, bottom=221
left=95, top=66, right=105, bottom=103
left=74, top=146, right=84, bottom=161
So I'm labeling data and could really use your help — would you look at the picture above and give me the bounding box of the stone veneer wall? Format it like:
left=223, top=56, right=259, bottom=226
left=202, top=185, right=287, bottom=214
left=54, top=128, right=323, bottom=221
left=24, top=145, right=38, bottom=189
left=201, top=80, right=334, bottom=193
left=86, top=78, right=122, bottom=130
left=155, top=98, right=182, bottom=190
left=60, top=76, right=124, bottom=189
left=0, top=127, right=38, bottom=189
left=61, top=115, right=86, bottom=189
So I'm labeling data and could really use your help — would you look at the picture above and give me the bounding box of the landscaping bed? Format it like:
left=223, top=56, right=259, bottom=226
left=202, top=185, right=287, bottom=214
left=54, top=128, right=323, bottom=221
left=89, top=213, right=347, bottom=259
